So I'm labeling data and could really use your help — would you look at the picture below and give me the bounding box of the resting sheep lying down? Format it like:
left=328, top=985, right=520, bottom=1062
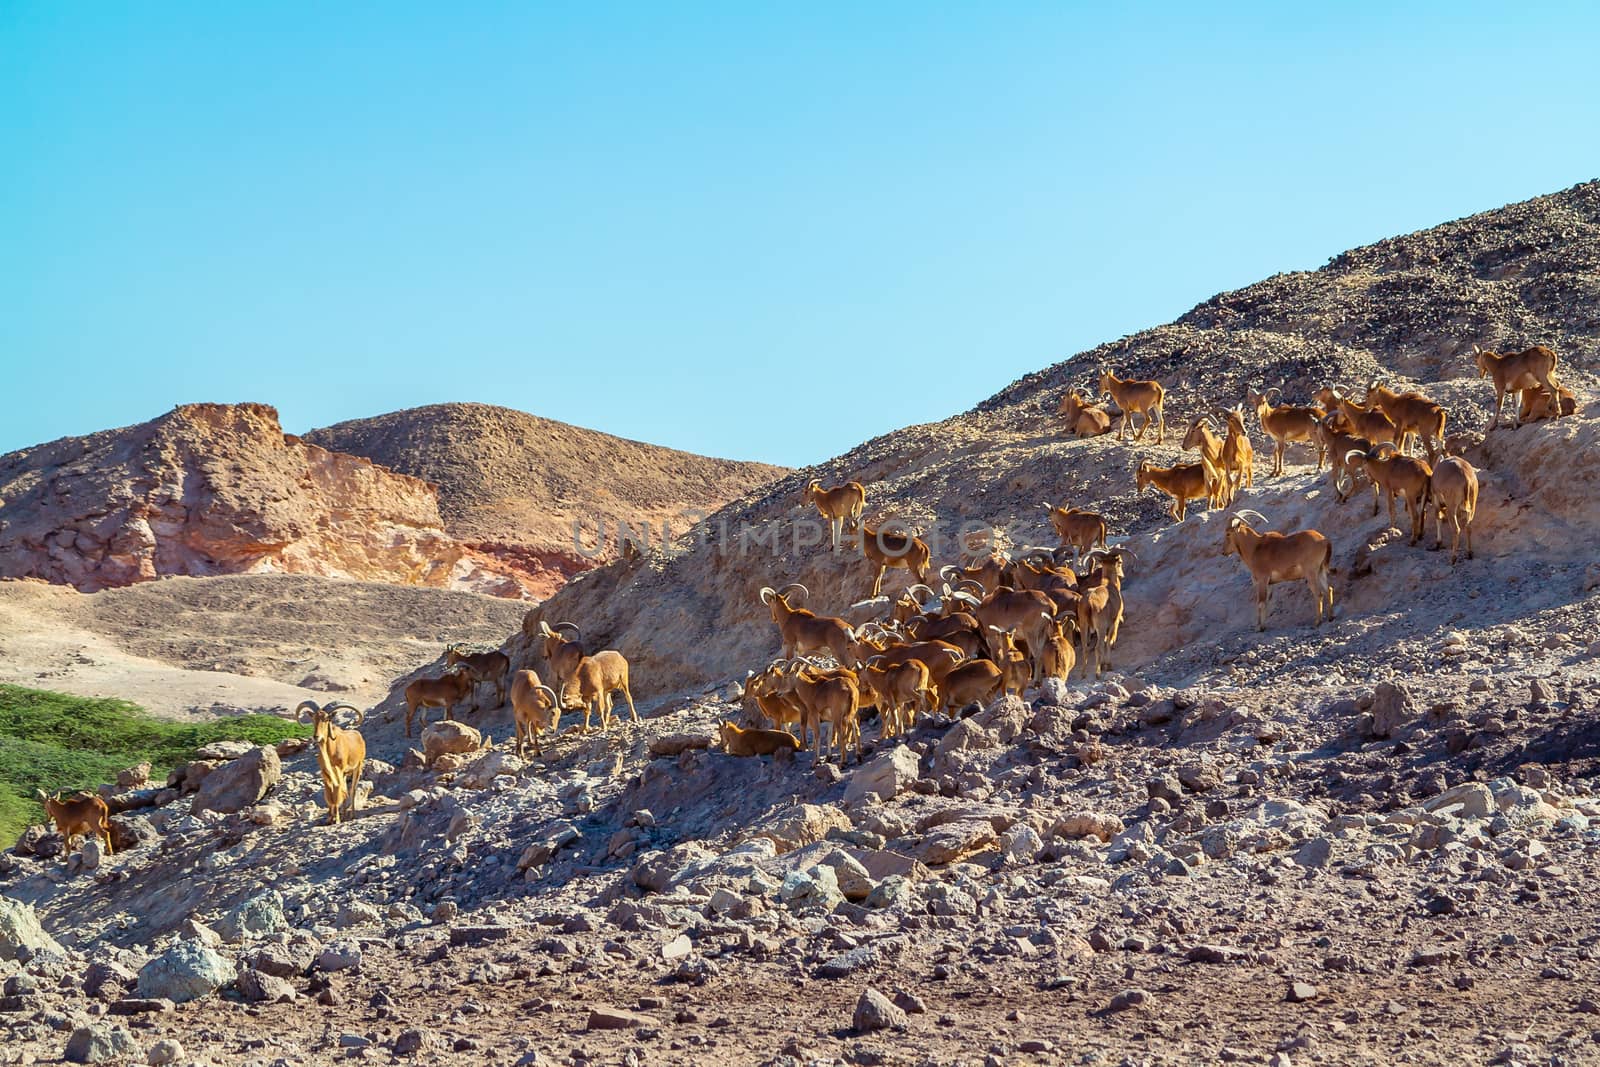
left=718, top=721, right=801, bottom=757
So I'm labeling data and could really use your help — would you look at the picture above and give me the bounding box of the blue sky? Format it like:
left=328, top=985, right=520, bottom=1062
left=4, top=3, right=1597, bottom=466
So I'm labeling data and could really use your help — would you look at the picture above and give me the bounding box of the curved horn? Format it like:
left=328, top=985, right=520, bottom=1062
left=1110, top=547, right=1139, bottom=561
left=535, top=685, right=559, bottom=706
left=905, top=583, right=937, bottom=602
left=1262, top=386, right=1282, bottom=403
left=776, top=582, right=809, bottom=602
left=1234, top=508, right=1269, bottom=526
left=758, top=586, right=777, bottom=605
left=538, top=620, right=555, bottom=637
left=294, top=700, right=320, bottom=724
left=552, top=622, right=583, bottom=641
left=1343, top=448, right=1366, bottom=465
left=1372, top=441, right=1399, bottom=458
left=938, top=564, right=961, bottom=583
left=1082, top=549, right=1110, bottom=566
left=326, top=701, right=365, bottom=728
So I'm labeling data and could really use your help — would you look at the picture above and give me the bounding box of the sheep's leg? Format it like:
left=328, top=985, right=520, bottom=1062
left=869, top=566, right=886, bottom=598
left=348, top=763, right=363, bottom=817
left=1489, top=390, right=1505, bottom=430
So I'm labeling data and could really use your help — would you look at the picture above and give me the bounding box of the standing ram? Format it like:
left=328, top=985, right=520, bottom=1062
left=537, top=621, right=640, bottom=732
left=1222, top=511, right=1334, bottom=631
left=1098, top=368, right=1166, bottom=443
left=444, top=643, right=511, bottom=711
left=1476, top=344, right=1562, bottom=430
left=296, top=700, right=367, bottom=826
left=802, top=479, right=867, bottom=551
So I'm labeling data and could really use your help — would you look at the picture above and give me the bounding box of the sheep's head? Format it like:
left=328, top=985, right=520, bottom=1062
left=537, top=621, right=582, bottom=660
left=295, top=700, right=364, bottom=744
left=758, top=583, right=807, bottom=619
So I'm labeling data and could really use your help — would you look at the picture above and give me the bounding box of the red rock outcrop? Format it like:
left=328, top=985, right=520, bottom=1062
left=0, top=403, right=481, bottom=593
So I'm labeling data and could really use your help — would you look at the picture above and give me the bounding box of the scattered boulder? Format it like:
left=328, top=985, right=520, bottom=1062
left=421, top=721, right=482, bottom=767
left=116, top=762, right=152, bottom=789
left=146, top=1039, right=185, bottom=1066
left=1052, top=811, right=1125, bottom=842
left=0, top=895, right=65, bottom=961
left=587, top=1005, right=659, bottom=1030
left=136, top=940, right=236, bottom=1004
left=317, top=941, right=364, bottom=972
left=1367, top=681, right=1416, bottom=739
left=456, top=748, right=524, bottom=790
left=215, top=890, right=286, bottom=943
left=648, top=732, right=715, bottom=758
left=190, top=745, right=282, bottom=815
left=908, top=820, right=998, bottom=866
left=236, top=968, right=296, bottom=1004
left=853, top=987, right=908, bottom=1032
left=844, top=744, right=921, bottom=804
left=1423, top=782, right=1494, bottom=820
left=64, top=1023, right=140, bottom=1064
left=753, top=803, right=852, bottom=854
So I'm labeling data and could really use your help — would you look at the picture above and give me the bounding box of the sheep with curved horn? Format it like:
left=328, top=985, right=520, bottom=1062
left=1222, top=510, right=1334, bottom=632
left=296, top=700, right=367, bottom=826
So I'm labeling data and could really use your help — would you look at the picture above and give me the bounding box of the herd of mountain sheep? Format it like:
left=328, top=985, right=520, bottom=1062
left=41, top=347, right=1569, bottom=838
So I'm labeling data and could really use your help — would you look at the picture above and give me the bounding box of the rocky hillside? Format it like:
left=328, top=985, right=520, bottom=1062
left=527, top=180, right=1600, bottom=703
left=0, top=404, right=523, bottom=597
left=303, top=403, right=787, bottom=598
left=3, top=182, right=1600, bottom=1067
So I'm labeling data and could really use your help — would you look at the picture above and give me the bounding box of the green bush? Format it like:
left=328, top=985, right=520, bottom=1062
left=0, top=684, right=308, bottom=846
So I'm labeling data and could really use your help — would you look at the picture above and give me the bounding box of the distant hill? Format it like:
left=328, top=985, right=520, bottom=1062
left=303, top=402, right=788, bottom=597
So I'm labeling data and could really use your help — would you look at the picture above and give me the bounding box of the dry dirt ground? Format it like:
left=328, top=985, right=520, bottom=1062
left=0, top=575, right=528, bottom=720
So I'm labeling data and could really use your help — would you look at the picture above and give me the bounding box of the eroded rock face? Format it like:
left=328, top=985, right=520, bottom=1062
left=0, top=403, right=468, bottom=593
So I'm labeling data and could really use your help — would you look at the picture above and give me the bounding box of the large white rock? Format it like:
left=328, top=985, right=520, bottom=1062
left=844, top=744, right=921, bottom=804
left=0, top=894, right=65, bottom=961
left=136, top=940, right=237, bottom=1004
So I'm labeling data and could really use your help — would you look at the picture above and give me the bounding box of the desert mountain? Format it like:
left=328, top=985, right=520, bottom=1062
left=527, top=180, right=1600, bottom=702
left=303, top=403, right=788, bottom=598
